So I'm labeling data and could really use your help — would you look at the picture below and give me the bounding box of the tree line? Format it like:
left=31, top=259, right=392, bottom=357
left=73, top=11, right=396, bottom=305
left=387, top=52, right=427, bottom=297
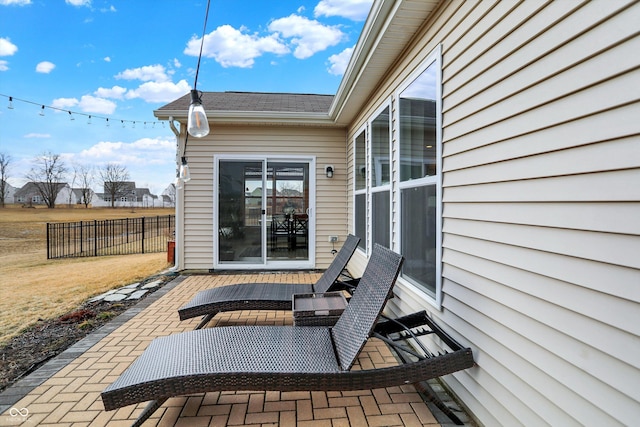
left=0, top=150, right=134, bottom=209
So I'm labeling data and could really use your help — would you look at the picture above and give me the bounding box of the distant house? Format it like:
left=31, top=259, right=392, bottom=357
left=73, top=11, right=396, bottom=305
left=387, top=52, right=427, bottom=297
left=14, top=182, right=71, bottom=206
left=92, top=182, right=158, bottom=208
left=154, top=1, right=639, bottom=426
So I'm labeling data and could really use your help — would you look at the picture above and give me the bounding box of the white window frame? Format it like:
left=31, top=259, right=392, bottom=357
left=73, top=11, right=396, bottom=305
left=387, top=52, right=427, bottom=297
left=393, top=45, right=443, bottom=308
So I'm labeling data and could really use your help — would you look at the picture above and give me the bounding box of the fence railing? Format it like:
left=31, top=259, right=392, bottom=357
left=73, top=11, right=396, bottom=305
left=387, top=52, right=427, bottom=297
left=47, top=215, right=175, bottom=259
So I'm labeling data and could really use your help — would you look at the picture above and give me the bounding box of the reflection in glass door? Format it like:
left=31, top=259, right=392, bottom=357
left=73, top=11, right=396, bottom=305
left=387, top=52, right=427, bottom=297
left=217, top=158, right=312, bottom=267
left=266, top=162, right=309, bottom=262
left=218, top=160, right=264, bottom=264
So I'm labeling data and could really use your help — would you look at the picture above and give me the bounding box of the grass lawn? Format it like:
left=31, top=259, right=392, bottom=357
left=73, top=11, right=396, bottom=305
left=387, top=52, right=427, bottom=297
left=0, top=205, right=174, bottom=345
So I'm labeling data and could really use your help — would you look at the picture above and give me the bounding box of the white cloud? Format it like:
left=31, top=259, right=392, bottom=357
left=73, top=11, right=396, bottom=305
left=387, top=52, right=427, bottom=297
left=76, top=137, right=175, bottom=166
left=0, top=37, right=18, bottom=56
left=327, top=46, right=353, bottom=76
left=0, top=0, right=31, bottom=5
left=115, top=64, right=169, bottom=82
left=172, top=58, right=181, bottom=68
left=268, top=14, right=344, bottom=59
left=314, top=0, right=373, bottom=21
left=94, top=85, right=126, bottom=100
left=51, top=97, right=79, bottom=109
left=104, top=56, right=111, bottom=62
left=24, top=133, right=50, bottom=138
left=36, top=61, right=55, bottom=73
left=100, top=5, right=116, bottom=12
left=78, top=95, right=116, bottom=114
left=65, top=0, right=91, bottom=6
left=125, top=79, right=190, bottom=103
left=185, top=24, right=289, bottom=68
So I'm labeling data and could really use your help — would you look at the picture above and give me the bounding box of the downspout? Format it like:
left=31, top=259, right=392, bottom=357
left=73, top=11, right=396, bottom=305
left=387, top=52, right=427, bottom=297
left=168, top=116, right=185, bottom=271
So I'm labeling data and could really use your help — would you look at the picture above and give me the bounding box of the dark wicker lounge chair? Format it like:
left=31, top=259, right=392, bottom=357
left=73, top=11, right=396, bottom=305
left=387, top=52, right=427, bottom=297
left=101, top=245, right=474, bottom=426
left=179, top=234, right=360, bottom=328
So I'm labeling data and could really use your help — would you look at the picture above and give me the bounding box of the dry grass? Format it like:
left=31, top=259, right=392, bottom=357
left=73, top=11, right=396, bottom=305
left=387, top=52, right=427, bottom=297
left=0, top=205, right=174, bottom=345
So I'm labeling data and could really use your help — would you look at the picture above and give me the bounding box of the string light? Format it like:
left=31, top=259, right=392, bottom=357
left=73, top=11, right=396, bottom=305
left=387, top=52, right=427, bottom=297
left=187, top=0, right=211, bottom=138
left=0, top=93, right=166, bottom=129
left=179, top=0, right=211, bottom=189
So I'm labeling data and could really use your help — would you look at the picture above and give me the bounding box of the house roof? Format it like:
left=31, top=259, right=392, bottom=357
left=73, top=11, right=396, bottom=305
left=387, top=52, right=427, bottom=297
left=156, top=92, right=336, bottom=126
left=154, top=0, right=441, bottom=127
left=14, top=182, right=69, bottom=197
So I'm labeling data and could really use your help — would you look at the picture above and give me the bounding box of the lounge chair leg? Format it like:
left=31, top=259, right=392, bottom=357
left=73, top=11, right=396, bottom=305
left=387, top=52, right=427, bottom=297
left=414, top=378, right=464, bottom=425
left=194, top=314, right=214, bottom=330
left=132, top=398, right=168, bottom=427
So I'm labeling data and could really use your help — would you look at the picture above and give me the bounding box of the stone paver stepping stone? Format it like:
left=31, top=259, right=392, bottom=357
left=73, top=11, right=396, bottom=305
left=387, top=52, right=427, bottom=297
left=127, top=290, right=148, bottom=300
left=103, top=293, right=128, bottom=302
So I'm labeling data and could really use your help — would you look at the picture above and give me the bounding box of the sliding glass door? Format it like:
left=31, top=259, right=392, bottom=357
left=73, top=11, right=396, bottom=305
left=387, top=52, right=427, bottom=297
left=216, top=157, right=314, bottom=269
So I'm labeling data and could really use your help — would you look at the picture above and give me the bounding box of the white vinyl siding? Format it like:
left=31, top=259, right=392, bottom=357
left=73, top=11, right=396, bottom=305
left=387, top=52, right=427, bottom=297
left=347, top=0, right=640, bottom=426
left=180, top=125, right=347, bottom=270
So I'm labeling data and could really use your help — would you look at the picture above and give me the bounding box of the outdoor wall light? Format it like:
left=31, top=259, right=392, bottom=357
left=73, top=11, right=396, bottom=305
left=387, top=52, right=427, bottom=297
left=325, top=165, right=334, bottom=178
left=187, top=89, right=209, bottom=137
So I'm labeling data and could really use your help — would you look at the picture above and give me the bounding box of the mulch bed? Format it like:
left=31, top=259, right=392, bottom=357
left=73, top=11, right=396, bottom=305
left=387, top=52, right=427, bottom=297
left=0, top=273, right=177, bottom=393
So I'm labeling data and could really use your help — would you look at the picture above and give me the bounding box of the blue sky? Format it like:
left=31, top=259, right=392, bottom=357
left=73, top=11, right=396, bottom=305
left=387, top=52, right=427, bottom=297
left=0, top=0, right=371, bottom=196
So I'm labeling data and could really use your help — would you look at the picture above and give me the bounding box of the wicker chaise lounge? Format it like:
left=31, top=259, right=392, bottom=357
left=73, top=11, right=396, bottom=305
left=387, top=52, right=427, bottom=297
left=178, top=234, right=360, bottom=328
left=102, top=244, right=474, bottom=426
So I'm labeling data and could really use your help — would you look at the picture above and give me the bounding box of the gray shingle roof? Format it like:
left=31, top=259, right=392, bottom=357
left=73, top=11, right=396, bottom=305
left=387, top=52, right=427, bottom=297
left=157, top=91, right=334, bottom=114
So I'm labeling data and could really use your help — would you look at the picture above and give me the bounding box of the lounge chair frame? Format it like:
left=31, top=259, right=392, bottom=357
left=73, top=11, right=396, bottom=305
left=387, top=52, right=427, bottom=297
left=178, top=234, right=360, bottom=329
left=102, top=245, right=474, bottom=426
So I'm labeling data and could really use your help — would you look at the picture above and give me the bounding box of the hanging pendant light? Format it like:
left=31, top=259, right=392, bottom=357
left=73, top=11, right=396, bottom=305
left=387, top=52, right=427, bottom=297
left=187, top=90, right=209, bottom=137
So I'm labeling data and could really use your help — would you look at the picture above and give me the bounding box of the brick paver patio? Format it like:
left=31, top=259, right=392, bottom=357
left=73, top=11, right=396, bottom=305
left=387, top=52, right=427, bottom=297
left=0, top=273, right=447, bottom=426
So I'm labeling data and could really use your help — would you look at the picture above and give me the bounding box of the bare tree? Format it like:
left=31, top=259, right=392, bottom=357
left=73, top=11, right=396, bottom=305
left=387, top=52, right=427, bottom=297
left=75, top=164, right=95, bottom=208
left=0, top=152, right=11, bottom=208
left=25, top=151, right=68, bottom=209
left=100, top=163, right=130, bottom=208
left=165, top=183, right=176, bottom=207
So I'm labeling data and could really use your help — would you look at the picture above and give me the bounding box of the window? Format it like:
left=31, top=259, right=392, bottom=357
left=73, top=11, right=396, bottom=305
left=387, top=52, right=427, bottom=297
left=398, top=51, right=441, bottom=301
left=352, top=46, right=442, bottom=305
left=354, top=129, right=367, bottom=251
left=371, top=106, right=391, bottom=248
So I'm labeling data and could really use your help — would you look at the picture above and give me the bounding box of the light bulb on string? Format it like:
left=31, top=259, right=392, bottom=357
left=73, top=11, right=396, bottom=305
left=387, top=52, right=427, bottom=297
left=187, top=90, right=210, bottom=137
left=179, top=156, right=191, bottom=182
left=68, top=111, right=74, bottom=121
left=39, top=105, right=45, bottom=116
left=106, top=118, right=110, bottom=127
left=87, top=115, right=92, bottom=124
left=121, top=120, right=125, bottom=128
left=8, top=97, right=14, bottom=109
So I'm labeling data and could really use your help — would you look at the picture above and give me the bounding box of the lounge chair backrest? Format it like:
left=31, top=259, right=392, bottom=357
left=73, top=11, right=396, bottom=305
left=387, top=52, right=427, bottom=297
left=313, top=234, right=360, bottom=293
left=331, top=244, right=403, bottom=370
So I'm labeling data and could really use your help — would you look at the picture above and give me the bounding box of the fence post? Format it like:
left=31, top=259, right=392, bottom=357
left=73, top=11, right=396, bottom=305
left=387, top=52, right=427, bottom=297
left=47, top=223, right=51, bottom=259
left=94, top=219, right=98, bottom=256
left=141, top=216, right=145, bottom=254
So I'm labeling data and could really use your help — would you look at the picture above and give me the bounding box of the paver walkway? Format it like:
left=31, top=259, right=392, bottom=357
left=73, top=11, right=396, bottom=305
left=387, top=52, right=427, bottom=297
left=0, top=273, right=449, bottom=426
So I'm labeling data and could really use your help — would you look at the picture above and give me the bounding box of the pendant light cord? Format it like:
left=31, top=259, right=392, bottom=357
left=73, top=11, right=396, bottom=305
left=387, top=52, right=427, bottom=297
left=193, top=0, right=212, bottom=91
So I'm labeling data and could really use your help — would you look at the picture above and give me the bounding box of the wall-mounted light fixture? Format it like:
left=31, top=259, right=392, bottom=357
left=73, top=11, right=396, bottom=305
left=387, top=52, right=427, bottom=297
left=325, top=165, right=334, bottom=178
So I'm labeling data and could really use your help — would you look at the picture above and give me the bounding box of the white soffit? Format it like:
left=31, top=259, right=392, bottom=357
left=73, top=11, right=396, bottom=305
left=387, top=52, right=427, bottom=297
left=330, top=0, right=441, bottom=126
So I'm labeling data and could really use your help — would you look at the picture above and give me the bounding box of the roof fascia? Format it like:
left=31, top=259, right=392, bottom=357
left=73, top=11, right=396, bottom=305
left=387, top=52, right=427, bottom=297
left=328, top=0, right=397, bottom=123
left=154, top=109, right=338, bottom=127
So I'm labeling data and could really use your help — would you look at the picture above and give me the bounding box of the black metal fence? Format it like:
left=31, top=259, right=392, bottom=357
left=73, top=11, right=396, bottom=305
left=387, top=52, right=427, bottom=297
left=47, top=215, right=175, bottom=259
